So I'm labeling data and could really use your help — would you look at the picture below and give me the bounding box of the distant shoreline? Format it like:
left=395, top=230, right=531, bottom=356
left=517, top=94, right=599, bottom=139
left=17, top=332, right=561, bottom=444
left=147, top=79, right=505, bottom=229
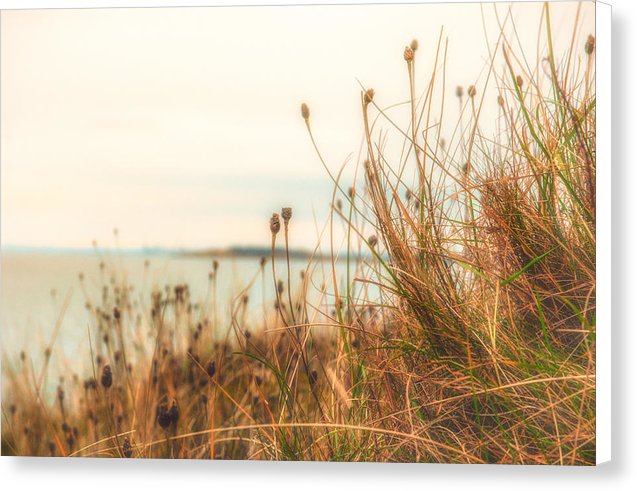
left=1, top=245, right=343, bottom=261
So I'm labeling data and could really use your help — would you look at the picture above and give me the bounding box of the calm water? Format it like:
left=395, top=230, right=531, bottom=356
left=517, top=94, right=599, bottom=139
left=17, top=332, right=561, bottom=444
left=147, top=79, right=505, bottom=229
left=1, top=251, right=355, bottom=373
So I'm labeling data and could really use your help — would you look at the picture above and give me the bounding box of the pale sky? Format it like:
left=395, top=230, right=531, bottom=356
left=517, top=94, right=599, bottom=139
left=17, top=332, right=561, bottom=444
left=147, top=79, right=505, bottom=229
left=0, top=2, right=594, bottom=250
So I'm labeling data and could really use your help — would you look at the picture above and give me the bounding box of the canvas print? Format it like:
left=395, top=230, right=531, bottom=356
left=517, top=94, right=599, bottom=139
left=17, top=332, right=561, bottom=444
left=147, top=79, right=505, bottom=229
left=1, top=1, right=597, bottom=464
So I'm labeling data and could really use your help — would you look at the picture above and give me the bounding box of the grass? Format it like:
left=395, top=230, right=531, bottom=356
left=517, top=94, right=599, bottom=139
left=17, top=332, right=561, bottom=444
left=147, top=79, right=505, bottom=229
left=1, top=5, right=596, bottom=464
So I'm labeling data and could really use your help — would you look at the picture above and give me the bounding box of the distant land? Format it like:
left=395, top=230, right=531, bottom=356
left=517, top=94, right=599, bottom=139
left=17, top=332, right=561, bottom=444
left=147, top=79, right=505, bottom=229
left=184, top=245, right=326, bottom=260
left=1, top=244, right=335, bottom=260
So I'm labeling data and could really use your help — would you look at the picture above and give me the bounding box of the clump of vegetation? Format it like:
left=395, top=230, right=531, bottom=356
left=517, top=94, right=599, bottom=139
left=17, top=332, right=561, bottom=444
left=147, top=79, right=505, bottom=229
left=2, top=6, right=595, bottom=464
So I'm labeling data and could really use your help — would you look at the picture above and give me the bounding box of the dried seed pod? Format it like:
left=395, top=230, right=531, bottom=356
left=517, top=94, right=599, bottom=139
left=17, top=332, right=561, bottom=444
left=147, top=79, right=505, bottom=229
left=363, top=88, right=375, bottom=105
left=585, top=34, right=595, bottom=55
left=281, top=207, right=292, bottom=226
left=122, top=437, right=133, bottom=458
left=156, top=404, right=171, bottom=429
left=455, top=86, right=464, bottom=98
left=168, top=400, right=180, bottom=426
left=368, top=235, right=378, bottom=248
left=497, top=94, right=504, bottom=106
left=516, top=75, right=524, bottom=87
left=301, top=103, right=310, bottom=120
left=206, top=360, right=216, bottom=378
left=468, top=85, right=477, bottom=98
left=410, top=39, right=419, bottom=51
left=101, top=365, right=113, bottom=389
left=404, top=46, right=414, bottom=62
left=270, top=213, right=281, bottom=235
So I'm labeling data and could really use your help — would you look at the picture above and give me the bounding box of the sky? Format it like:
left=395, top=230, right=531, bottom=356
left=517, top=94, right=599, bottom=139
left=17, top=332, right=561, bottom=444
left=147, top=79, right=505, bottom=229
left=0, top=1, right=594, bottom=250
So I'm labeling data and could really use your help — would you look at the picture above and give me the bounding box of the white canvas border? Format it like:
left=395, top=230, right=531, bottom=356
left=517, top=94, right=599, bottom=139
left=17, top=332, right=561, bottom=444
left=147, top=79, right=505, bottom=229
left=595, top=0, right=611, bottom=466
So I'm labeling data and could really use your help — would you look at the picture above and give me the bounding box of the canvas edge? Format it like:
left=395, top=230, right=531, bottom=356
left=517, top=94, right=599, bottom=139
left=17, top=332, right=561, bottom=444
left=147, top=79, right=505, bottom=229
left=595, top=0, right=611, bottom=466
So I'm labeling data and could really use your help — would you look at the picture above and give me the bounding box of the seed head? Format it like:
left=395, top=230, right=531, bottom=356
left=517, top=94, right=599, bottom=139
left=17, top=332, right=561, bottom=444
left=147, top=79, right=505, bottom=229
left=455, top=86, right=464, bottom=98
left=168, top=400, right=179, bottom=426
left=101, top=365, right=113, bottom=389
left=410, top=39, right=419, bottom=51
left=363, top=88, right=375, bottom=105
left=516, top=75, right=524, bottom=87
left=156, top=404, right=171, bottom=429
left=585, top=34, right=595, bottom=55
left=122, top=437, right=133, bottom=458
left=301, top=102, right=310, bottom=120
left=206, top=360, right=216, bottom=378
left=84, top=377, right=98, bottom=391
left=404, top=46, right=414, bottom=62
left=281, top=207, right=292, bottom=225
left=468, top=85, right=477, bottom=98
left=368, top=235, right=378, bottom=248
left=270, top=213, right=281, bottom=235
left=497, top=94, right=504, bottom=106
